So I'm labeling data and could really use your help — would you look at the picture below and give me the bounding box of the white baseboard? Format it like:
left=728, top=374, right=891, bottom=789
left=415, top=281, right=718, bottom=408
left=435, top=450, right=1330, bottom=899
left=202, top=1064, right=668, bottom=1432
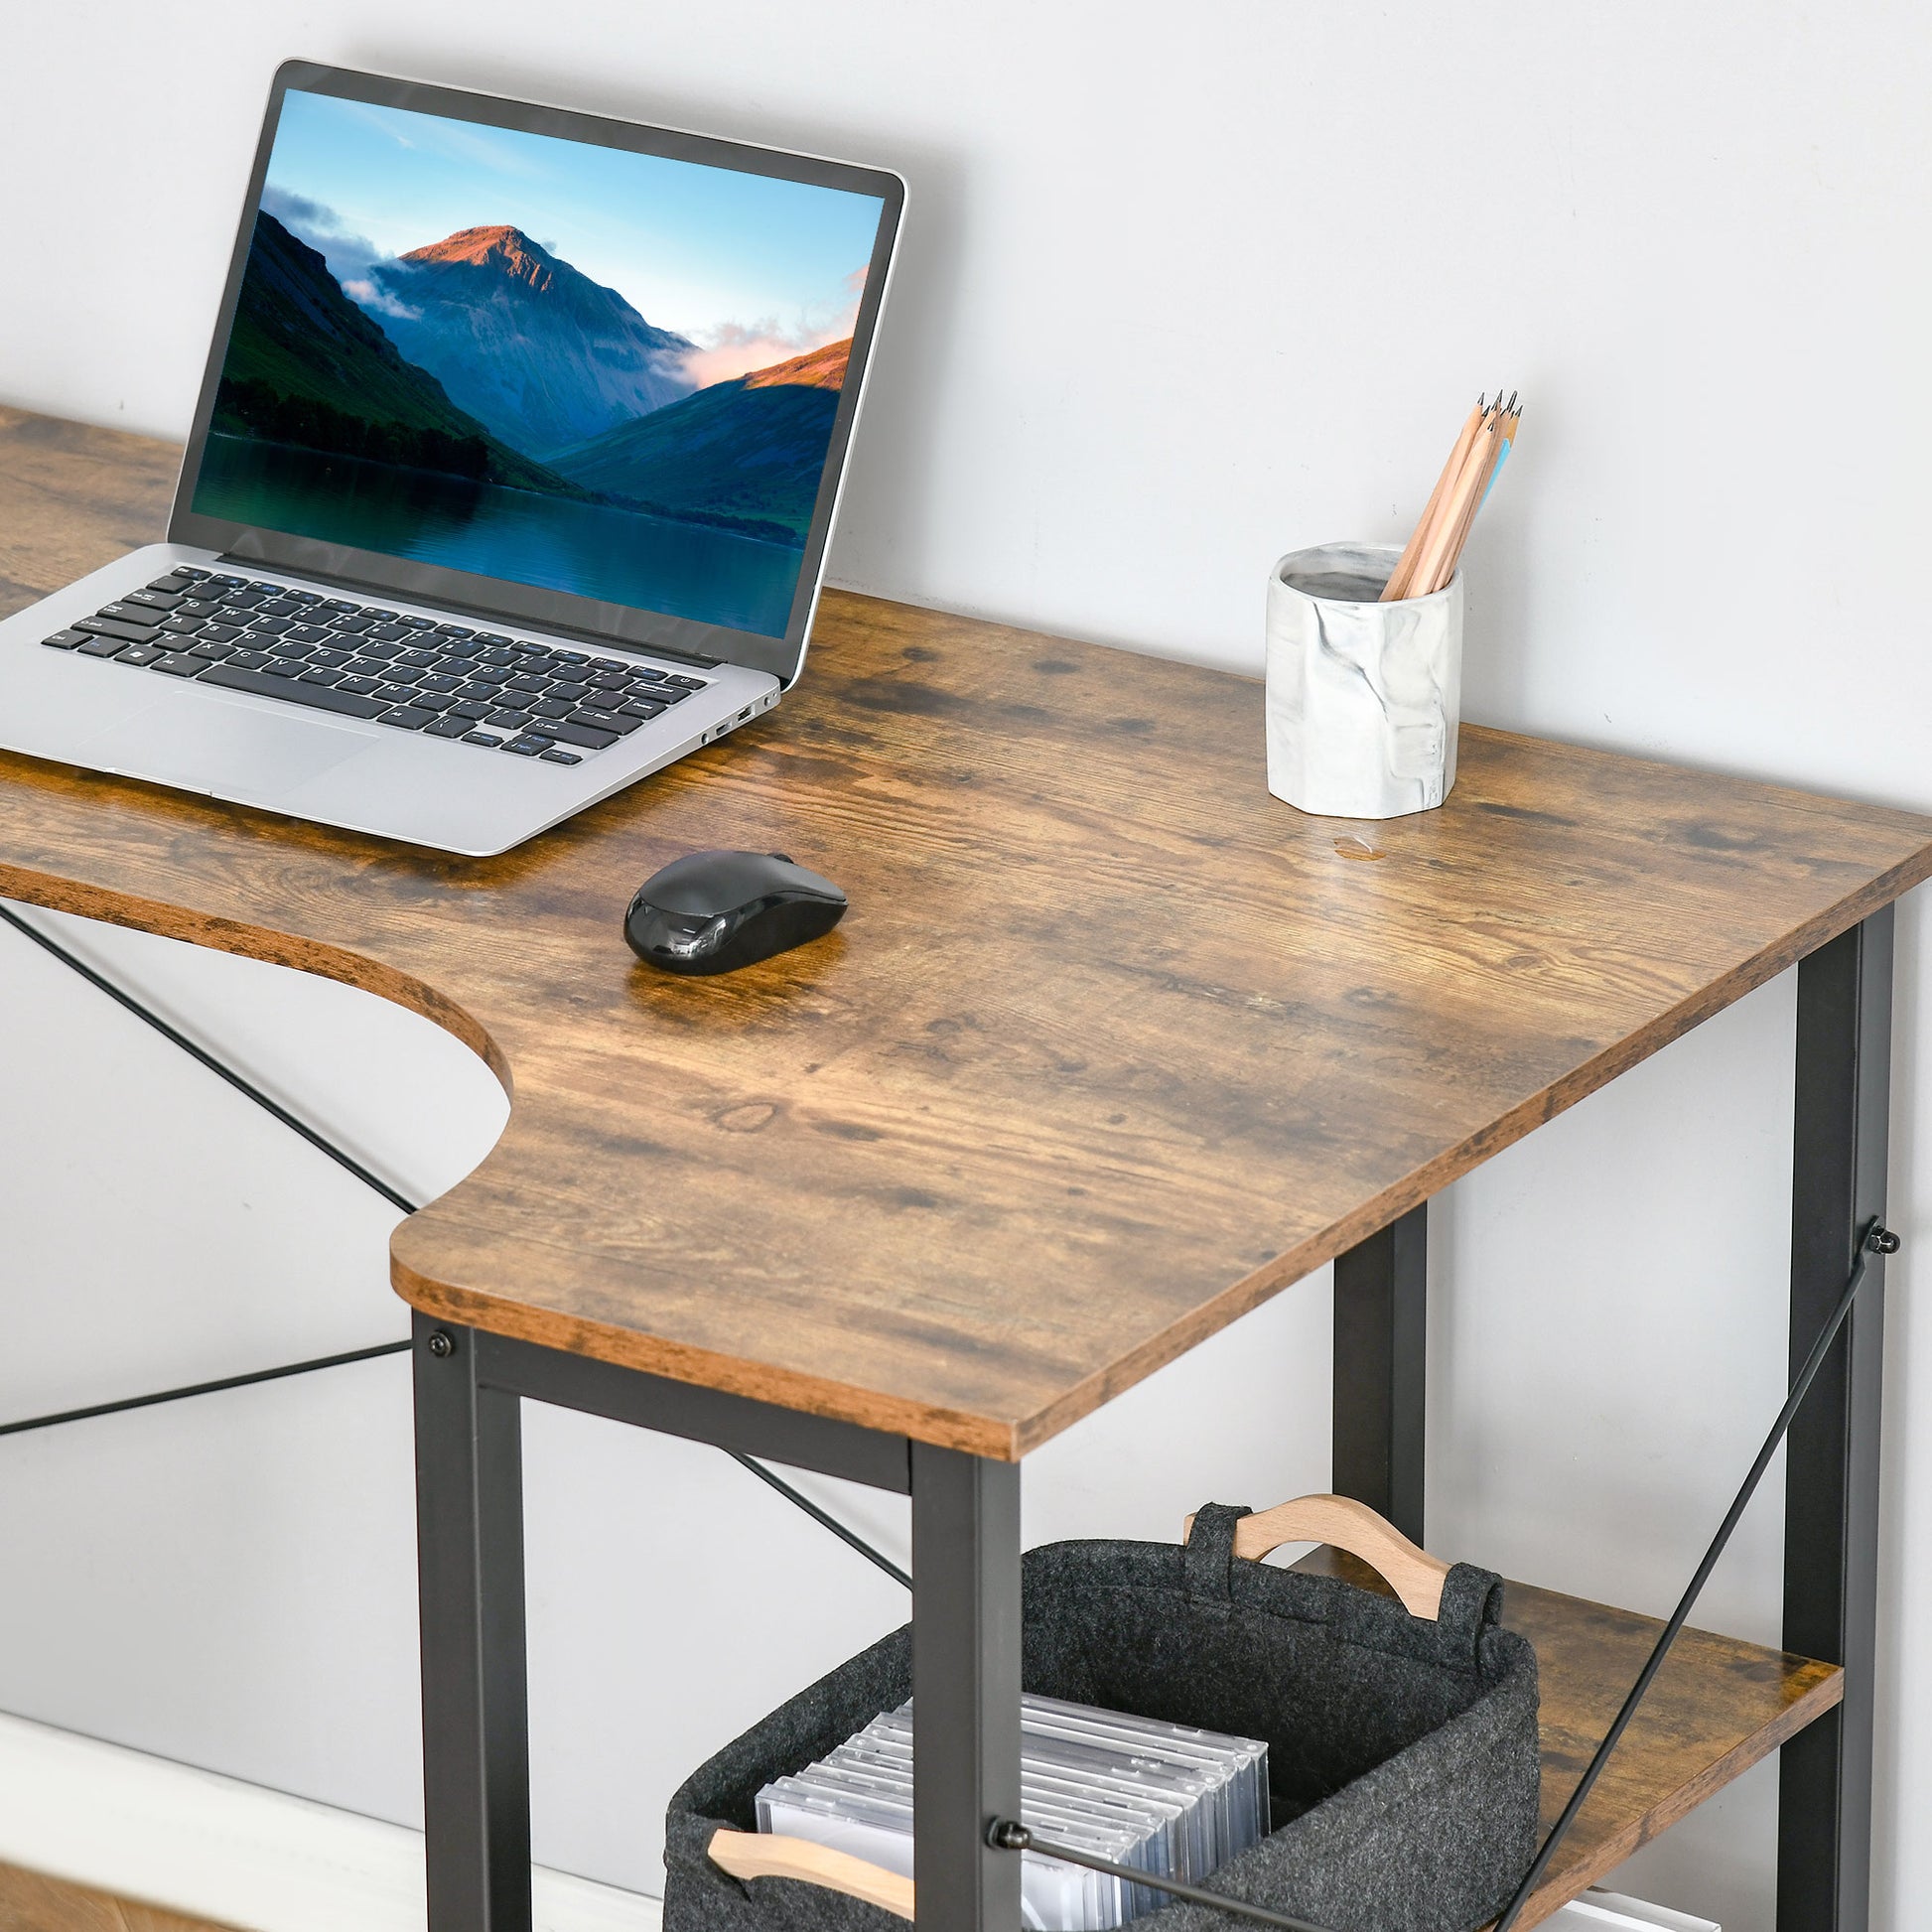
left=0, top=1711, right=663, bottom=1931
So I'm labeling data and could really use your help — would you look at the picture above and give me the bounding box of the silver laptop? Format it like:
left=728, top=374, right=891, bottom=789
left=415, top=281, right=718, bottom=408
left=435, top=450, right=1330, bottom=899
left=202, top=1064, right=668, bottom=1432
left=0, top=64, right=903, bottom=856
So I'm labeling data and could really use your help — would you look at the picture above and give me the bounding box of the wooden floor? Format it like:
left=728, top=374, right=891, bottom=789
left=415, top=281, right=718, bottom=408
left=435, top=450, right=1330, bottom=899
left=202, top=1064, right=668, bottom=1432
left=0, top=1862, right=230, bottom=1932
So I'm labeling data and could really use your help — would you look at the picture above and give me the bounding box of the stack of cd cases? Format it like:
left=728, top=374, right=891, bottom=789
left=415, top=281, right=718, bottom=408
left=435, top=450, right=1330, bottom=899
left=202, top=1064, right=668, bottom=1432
left=755, top=1694, right=1270, bottom=1929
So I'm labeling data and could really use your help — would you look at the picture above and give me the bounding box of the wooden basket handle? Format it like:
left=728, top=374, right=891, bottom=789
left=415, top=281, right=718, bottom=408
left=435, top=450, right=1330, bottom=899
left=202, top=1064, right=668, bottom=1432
left=709, top=1827, right=914, bottom=1919
left=1183, top=1492, right=1450, bottom=1620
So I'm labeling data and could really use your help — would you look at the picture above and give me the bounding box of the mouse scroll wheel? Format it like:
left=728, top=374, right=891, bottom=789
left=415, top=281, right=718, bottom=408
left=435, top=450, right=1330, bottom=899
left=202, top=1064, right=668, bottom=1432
left=767, top=852, right=793, bottom=863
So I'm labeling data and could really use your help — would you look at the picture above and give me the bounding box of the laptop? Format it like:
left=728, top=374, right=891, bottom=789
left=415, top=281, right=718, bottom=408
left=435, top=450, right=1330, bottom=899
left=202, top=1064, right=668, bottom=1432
left=0, top=63, right=903, bottom=856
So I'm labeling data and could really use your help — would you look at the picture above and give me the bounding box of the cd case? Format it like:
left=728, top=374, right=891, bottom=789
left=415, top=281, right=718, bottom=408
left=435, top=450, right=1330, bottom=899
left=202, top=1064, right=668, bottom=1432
left=755, top=1694, right=1269, bottom=1930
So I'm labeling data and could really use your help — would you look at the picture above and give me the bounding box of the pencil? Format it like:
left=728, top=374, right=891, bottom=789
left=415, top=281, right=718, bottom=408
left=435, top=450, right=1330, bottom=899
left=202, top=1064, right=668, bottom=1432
left=1382, top=396, right=1487, bottom=603
left=1411, top=411, right=1499, bottom=597
left=1423, top=401, right=1513, bottom=594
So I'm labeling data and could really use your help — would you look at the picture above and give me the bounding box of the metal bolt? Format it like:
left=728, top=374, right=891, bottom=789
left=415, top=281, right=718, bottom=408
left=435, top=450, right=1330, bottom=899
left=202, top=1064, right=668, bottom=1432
left=427, top=1329, right=456, bottom=1358
left=1868, top=1225, right=1901, bottom=1256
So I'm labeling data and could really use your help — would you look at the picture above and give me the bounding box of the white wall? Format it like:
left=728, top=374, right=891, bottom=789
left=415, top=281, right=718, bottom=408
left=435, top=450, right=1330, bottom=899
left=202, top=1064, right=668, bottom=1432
left=2, top=2, right=1930, bottom=1926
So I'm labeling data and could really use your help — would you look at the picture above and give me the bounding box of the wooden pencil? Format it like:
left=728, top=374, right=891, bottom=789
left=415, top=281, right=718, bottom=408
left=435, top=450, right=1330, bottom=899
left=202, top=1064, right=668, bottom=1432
left=1411, top=411, right=1499, bottom=597
left=1423, top=404, right=1513, bottom=594
left=1382, top=397, right=1487, bottom=603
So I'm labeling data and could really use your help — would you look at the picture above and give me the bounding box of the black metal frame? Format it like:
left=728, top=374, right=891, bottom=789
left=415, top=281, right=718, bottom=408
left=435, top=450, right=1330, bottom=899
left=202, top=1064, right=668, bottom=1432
left=1780, top=909, right=1892, bottom=1930
left=413, top=1317, right=1011, bottom=1931
left=1333, top=1201, right=1428, bottom=1545
left=1326, top=912, right=1891, bottom=1932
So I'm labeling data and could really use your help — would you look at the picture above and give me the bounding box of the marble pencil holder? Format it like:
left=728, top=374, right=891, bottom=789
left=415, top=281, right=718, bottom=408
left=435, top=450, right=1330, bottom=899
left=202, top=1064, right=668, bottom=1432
left=1264, top=541, right=1464, bottom=819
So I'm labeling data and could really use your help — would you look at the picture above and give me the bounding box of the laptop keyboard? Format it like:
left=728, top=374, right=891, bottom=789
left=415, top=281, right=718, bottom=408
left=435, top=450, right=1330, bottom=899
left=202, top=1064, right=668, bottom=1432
left=38, top=567, right=710, bottom=765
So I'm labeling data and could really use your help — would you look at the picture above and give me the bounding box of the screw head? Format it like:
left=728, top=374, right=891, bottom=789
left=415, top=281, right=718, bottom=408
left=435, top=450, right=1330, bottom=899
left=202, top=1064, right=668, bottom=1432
left=1869, top=1226, right=1901, bottom=1256
left=427, top=1329, right=456, bottom=1358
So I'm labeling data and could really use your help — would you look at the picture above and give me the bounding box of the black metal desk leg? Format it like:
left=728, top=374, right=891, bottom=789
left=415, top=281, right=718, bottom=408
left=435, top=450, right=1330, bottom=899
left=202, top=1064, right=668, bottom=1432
left=1333, top=1202, right=1428, bottom=1544
left=911, top=1444, right=1022, bottom=1930
left=414, top=1315, right=533, bottom=1932
left=1780, top=909, right=1892, bottom=1932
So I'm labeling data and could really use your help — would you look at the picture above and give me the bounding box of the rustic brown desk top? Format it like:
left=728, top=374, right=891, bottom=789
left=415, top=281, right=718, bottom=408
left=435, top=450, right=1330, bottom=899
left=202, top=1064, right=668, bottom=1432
left=4, top=404, right=1930, bottom=1459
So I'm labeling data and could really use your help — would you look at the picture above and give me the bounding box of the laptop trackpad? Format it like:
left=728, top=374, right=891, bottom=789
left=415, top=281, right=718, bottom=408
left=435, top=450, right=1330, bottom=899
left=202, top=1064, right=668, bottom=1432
left=75, top=696, right=376, bottom=800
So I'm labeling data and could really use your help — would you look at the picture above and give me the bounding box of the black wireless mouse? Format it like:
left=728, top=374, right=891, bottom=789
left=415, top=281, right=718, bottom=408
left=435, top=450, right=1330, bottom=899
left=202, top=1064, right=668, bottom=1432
left=624, top=850, right=847, bottom=975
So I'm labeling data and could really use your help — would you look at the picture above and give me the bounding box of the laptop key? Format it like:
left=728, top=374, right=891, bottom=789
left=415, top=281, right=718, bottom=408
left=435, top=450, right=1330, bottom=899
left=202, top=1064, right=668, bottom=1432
left=146, top=574, right=198, bottom=595
left=42, top=629, right=88, bottom=649
left=338, top=676, right=381, bottom=695
left=286, top=624, right=335, bottom=645
left=264, top=660, right=307, bottom=679
left=300, top=669, right=345, bottom=686
left=502, top=735, right=552, bottom=757
left=463, top=731, right=506, bottom=747
left=377, top=707, right=434, bottom=730
left=226, top=649, right=271, bottom=670
left=151, top=652, right=206, bottom=678
left=97, top=604, right=169, bottom=630
left=75, top=616, right=159, bottom=644
left=451, top=701, right=492, bottom=721
left=330, top=614, right=374, bottom=633
left=197, top=662, right=387, bottom=719
left=117, top=642, right=167, bottom=666
left=571, top=708, right=642, bottom=736
left=78, top=634, right=131, bottom=657
left=542, top=719, right=620, bottom=750
left=529, top=699, right=573, bottom=719
left=190, top=640, right=235, bottom=659
left=122, top=589, right=185, bottom=614
left=198, top=624, right=243, bottom=642
left=620, top=700, right=666, bottom=720
left=423, top=714, right=473, bottom=738
left=161, top=615, right=207, bottom=634
left=539, top=748, right=583, bottom=764
left=484, top=708, right=531, bottom=729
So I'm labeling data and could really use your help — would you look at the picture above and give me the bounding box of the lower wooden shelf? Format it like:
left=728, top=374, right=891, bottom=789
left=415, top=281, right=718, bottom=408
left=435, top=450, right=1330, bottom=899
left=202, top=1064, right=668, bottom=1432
left=1294, top=1550, right=1842, bottom=1930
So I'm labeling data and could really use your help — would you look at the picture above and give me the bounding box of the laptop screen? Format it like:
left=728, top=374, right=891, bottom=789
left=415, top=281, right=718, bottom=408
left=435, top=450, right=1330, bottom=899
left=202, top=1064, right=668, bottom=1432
left=189, top=87, right=892, bottom=643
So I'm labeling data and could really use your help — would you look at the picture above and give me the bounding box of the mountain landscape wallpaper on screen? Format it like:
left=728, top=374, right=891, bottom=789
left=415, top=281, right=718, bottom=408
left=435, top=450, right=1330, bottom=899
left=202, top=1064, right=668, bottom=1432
left=213, top=209, right=852, bottom=545
left=192, top=91, right=885, bottom=635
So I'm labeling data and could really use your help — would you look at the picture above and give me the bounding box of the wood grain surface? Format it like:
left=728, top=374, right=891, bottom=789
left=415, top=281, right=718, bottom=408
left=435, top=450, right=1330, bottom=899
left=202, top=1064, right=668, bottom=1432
left=0, top=1858, right=231, bottom=1932
left=1295, top=1550, right=1840, bottom=1929
left=4, top=404, right=1930, bottom=1458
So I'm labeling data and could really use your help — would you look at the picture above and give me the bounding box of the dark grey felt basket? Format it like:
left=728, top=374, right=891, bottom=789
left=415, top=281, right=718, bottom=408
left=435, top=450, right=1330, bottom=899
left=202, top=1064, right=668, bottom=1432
left=664, top=1503, right=1540, bottom=1932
